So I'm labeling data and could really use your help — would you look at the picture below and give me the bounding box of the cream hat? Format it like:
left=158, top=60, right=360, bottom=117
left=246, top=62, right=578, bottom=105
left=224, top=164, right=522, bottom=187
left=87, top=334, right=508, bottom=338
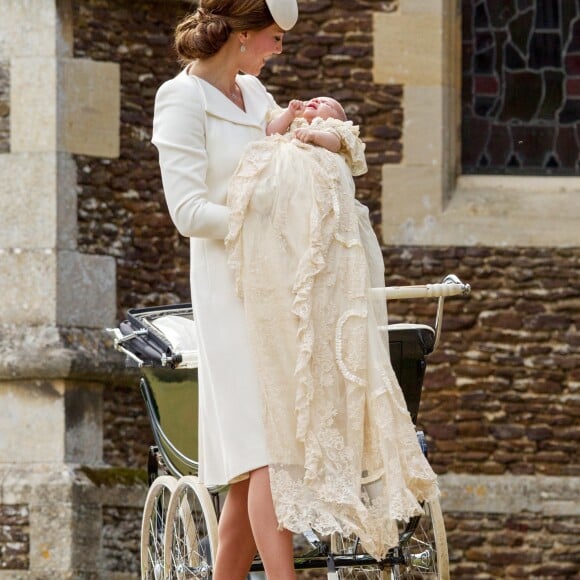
left=265, top=0, right=299, bottom=31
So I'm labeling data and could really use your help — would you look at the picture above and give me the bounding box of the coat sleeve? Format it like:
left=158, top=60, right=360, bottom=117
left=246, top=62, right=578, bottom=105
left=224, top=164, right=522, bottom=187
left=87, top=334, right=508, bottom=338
left=152, top=77, right=229, bottom=239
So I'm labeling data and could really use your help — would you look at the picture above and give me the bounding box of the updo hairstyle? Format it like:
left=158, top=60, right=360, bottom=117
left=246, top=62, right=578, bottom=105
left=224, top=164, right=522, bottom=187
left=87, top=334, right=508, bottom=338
left=175, top=0, right=275, bottom=62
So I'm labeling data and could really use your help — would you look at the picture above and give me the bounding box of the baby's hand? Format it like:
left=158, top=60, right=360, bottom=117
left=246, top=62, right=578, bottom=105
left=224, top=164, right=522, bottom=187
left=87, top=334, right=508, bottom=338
left=294, top=128, right=341, bottom=152
left=288, top=99, right=305, bottom=117
left=294, top=128, right=316, bottom=144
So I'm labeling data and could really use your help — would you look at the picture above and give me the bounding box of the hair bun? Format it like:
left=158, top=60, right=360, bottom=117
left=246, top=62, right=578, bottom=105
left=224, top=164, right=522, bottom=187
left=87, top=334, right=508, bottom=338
left=174, top=7, right=232, bottom=61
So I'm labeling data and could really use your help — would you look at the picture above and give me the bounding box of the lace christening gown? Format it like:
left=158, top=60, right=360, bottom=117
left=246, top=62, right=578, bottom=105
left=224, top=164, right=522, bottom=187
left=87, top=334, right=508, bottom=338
left=226, top=117, right=438, bottom=559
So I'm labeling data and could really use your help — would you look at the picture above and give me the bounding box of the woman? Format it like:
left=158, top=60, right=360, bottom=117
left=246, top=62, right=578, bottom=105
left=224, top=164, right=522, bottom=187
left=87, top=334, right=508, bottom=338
left=152, top=1, right=299, bottom=578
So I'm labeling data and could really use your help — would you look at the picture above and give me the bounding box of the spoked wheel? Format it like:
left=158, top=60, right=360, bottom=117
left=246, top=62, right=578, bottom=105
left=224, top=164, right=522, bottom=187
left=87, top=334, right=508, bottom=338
left=164, top=475, right=219, bottom=579
left=392, top=498, right=449, bottom=579
left=330, top=533, right=389, bottom=579
left=141, top=475, right=178, bottom=579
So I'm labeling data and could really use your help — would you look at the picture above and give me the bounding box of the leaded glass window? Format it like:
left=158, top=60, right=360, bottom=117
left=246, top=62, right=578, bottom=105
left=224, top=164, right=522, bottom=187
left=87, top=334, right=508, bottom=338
left=462, top=0, right=580, bottom=175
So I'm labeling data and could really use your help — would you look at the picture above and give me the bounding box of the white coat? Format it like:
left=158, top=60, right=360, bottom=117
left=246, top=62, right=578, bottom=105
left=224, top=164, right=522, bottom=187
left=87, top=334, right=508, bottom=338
left=152, top=69, right=277, bottom=485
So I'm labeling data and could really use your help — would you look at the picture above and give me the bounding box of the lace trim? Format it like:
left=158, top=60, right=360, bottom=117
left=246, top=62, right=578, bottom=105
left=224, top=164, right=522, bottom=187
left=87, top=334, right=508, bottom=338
left=290, top=117, right=368, bottom=176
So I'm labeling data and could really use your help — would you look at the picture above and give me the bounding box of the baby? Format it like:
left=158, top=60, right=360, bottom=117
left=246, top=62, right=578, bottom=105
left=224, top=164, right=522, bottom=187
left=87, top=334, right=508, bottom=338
left=227, top=94, right=380, bottom=290
left=266, top=96, right=348, bottom=153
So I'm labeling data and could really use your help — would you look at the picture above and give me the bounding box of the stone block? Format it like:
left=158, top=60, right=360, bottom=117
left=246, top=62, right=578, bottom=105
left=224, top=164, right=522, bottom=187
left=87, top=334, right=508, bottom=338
left=0, top=380, right=102, bottom=464
left=57, top=152, right=80, bottom=250
left=0, top=0, right=60, bottom=59
left=373, top=12, right=443, bottom=86
left=0, top=152, right=77, bottom=250
left=439, top=473, right=580, bottom=516
left=403, top=86, right=444, bottom=167
left=381, top=169, right=580, bottom=246
left=0, top=381, right=66, bottom=463
left=381, top=164, right=443, bottom=235
left=64, top=383, right=103, bottom=464
left=56, top=250, right=117, bottom=328
left=0, top=249, right=116, bottom=327
left=59, top=58, right=120, bottom=158
left=10, top=58, right=58, bottom=153
left=401, top=0, right=444, bottom=13
left=0, top=249, right=58, bottom=325
left=10, top=57, right=119, bottom=157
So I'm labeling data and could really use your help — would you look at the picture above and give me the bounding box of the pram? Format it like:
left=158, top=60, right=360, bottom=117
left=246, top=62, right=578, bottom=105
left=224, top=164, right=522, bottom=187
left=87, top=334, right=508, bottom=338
left=107, top=274, right=470, bottom=579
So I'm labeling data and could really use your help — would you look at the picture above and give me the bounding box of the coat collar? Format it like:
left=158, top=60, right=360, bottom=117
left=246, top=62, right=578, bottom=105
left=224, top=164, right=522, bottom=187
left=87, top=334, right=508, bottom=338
left=180, top=70, right=265, bottom=129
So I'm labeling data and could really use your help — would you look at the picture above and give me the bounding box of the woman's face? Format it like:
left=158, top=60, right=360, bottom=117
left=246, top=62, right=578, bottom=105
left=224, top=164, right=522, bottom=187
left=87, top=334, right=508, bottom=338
left=240, top=25, right=284, bottom=75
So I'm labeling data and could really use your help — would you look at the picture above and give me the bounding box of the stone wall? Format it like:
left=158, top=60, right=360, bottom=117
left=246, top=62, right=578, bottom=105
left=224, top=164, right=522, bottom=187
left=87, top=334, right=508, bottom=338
left=0, top=504, right=28, bottom=571
left=102, top=379, right=152, bottom=470
left=101, top=505, right=142, bottom=577
left=0, top=61, right=8, bottom=154
left=446, top=511, right=580, bottom=578
left=384, top=246, right=580, bottom=578
left=383, top=246, right=579, bottom=477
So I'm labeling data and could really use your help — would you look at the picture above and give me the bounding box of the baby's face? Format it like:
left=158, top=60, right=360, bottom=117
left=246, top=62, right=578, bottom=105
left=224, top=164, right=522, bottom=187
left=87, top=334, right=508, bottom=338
left=302, top=97, right=346, bottom=123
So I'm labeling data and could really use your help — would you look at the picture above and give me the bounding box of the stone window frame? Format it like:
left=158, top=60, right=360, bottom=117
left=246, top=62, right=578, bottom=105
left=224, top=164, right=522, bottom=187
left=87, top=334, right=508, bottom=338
left=374, top=0, right=579, bottom=248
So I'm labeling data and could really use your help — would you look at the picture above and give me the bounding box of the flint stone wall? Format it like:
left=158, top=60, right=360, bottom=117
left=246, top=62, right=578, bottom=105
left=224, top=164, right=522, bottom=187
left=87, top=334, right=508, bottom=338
left=0, top=61, right=8, bottom=154
left=0, top=505, right=28, bottom=572
left=445, top=511, right=580, bottom=579
left=383, top=246, right=579, bottom=478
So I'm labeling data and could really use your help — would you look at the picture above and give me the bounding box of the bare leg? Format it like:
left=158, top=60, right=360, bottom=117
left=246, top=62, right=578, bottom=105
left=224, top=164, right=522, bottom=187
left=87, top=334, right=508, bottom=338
left=248, top=466, right=296, bottom=579
left=212, top=478, right=258, bottom=580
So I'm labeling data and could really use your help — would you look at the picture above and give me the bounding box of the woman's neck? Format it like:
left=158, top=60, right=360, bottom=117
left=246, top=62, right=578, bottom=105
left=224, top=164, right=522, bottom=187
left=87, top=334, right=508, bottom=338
left=189, top=46, right=239, bottom=96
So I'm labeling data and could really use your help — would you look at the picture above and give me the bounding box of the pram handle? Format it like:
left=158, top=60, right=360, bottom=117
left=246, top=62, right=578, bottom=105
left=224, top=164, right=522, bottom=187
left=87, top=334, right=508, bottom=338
left=369, top=274, right=470, bottom=300
left=369, top=274, right=471, bottom=353
left=106, top=327, right=149, bottom=367
left=107, top=274, right=470, bottom=366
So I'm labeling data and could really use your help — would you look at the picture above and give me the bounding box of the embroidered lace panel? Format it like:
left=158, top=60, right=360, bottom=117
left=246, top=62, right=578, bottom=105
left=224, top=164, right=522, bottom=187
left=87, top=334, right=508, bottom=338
left=226, top=121, right=438, bottom=559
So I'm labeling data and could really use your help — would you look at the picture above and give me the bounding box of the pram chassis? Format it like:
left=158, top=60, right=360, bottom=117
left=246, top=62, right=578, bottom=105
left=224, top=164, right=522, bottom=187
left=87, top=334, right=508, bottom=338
left=107, top=274, right=470, bottom=579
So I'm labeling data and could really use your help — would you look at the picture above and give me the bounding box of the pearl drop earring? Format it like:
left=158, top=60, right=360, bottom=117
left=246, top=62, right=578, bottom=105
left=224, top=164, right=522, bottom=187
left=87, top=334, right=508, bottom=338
left=240, top=44, right=246, bottom=53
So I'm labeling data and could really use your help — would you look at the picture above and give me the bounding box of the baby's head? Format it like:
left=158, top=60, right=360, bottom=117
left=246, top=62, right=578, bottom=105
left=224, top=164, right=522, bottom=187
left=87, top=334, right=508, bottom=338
left=302, top=97, right=347, bottom=123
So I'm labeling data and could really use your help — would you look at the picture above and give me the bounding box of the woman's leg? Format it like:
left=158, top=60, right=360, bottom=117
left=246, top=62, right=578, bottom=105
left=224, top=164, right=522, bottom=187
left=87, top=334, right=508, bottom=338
left=212, top=478, right=258, bottom=580
left=248, top=466, right=296, bottom=579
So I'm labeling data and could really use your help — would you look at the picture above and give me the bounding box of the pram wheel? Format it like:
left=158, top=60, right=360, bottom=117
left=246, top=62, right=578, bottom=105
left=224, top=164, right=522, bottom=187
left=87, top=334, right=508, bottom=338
left=392, top=497, right=449, bottom=579
left=141, top=475, right=178, bottom=579
left=330, top=531, right=390, bottom=578
left=329, top=496, right=448, bottom=579
left=164, top=475, right=218, bottom=579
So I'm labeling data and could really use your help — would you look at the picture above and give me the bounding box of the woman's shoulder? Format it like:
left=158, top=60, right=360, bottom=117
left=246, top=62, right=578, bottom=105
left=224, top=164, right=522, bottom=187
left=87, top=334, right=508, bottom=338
left=155, top=69, right=207, bottom=115
left=157, top=69, right=203, bottom=97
